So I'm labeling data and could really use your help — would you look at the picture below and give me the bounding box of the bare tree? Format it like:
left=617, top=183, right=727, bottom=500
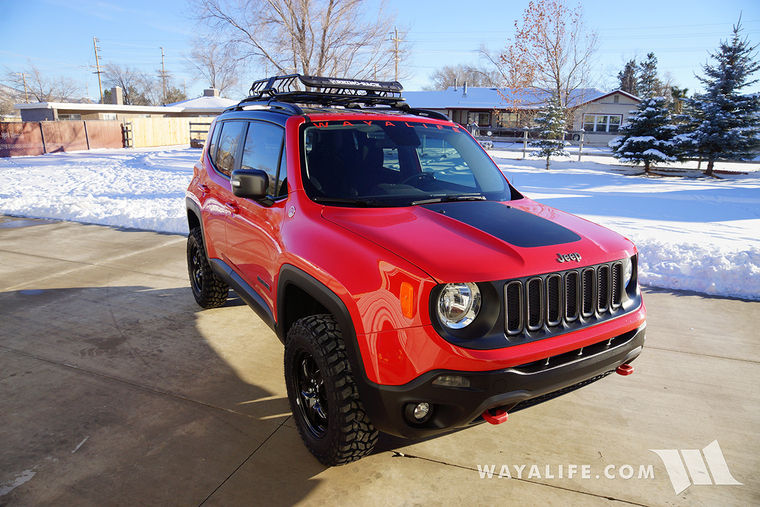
left=423, top=64, right=501, bottom=91
left=184, top=35, right=241, bottom=96
left=190, top=0, right=408, bottom=82
left=3, top=64, right=81, bottom=103
left=0, top=84, right=21, bottom=117
left=495, top=0, right=599, bottom=108
left=102, top=63, right=157, bottom=105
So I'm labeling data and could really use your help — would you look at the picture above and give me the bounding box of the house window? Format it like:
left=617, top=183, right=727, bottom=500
left=583, top=114, right=621, bottom=133
left=58, top=114, right=81, bottom=121
left=468, top=112, right=490, bottom=126
left=498, top=112, right=520, bottom=127
left=102, top=113, right=117, bottom=120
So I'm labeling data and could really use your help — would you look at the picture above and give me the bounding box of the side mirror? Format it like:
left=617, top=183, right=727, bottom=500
left=231, top=169, right=269, bottom=200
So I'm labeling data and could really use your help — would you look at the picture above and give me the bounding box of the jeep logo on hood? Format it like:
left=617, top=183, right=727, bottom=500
left=557, top=252, right=582, bottom=263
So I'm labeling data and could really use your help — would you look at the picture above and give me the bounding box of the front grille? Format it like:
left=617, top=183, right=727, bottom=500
left=505, top=261, right=627, bottom=339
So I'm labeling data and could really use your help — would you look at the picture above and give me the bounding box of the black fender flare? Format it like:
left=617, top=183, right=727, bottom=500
left=276, top=265, right=394, bottom=428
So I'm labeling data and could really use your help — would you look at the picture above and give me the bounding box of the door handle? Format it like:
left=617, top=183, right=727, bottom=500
left=225, top=201, right=240, bottom=214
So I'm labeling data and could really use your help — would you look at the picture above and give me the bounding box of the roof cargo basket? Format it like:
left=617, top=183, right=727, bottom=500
left=245, top=74, right=404, bottom=107
left=229, top=74, right=449, bottom=121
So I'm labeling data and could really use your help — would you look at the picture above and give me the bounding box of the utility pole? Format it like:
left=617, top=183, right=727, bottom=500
left=15, top=73, right=29, bottom=103
left=93, top=37, right=104, bottom=104
left=390, top=27, right=402, bottom=82
left=159, top=46, right=167, bottom=104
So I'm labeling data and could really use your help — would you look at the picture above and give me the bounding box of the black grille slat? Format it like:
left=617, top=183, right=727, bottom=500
left=611, top=262, right=623, bottom=307
left=526, top=278, right=543, bottom=331
left=581, top=268, right=594, bottom=317
left=505, top=281, right=523, bottom=335
left=598, top=265, right=610, bottom=313
left=565, top=271, right=579, bottom=322
left=546, top=274, right=561, bottom=326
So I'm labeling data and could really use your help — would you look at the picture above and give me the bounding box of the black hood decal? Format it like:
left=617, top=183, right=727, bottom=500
left=422, top=201, right=581, bottom=248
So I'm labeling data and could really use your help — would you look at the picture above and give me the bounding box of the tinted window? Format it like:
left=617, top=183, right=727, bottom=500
left=208, top=122, right=222, bottom=165
left=215, top=121, right=246, bottom=177
left=301, top=120, right=510, bottom=206
left=241, top=121, right=285, bottom=197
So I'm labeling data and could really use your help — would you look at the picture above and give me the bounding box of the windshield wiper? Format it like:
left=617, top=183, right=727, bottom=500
left=410, top=194, right=487, bottom=206
left=312, top=196, right=396, bottom=207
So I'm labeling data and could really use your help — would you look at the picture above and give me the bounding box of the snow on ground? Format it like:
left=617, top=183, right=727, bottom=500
left=1, top=144, right=759, bottom=300
left=0, top=147, right=196, bottom=234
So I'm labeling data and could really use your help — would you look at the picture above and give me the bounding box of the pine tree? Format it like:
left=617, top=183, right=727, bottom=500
left=609, top=96, right=685, bottom=173
left=637, top=53, right=663, bottom=99
left=685, top=19, right=760, bottom=177
left=530, top=95, right=569, bottom=170
left=618, top=59, right=638, bottom=95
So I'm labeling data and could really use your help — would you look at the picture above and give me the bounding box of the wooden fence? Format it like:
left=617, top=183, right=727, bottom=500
left=0, top=120, right=123, bottom=157
left=127, top=117, right=213, bottom=148
left=0, top=117, right=217, bottom=156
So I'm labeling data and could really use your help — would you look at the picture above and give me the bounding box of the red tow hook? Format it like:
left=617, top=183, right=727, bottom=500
left=616, top=363, right=634, bottom=376
left=483, top=408, right=509, bottom=425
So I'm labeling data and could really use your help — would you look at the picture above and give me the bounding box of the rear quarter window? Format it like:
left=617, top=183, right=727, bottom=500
left=214, top=121, right=246, bottom=177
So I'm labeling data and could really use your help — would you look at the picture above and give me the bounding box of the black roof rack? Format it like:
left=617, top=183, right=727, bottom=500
left=227, top=74, right=450, bottom=121
left=247, top=74, right=403, bottom=106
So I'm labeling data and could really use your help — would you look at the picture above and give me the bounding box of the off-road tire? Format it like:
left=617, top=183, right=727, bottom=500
left=284, top=314, right=378, bottom=466
left=187, top=227, right=229, bottom=308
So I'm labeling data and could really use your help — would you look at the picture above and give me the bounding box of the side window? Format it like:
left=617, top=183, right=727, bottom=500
left=215, top=121, right=246, bottom=177
left=241, top=121, right=285, bottom=198
left=207, top=122, right=222, bottom=165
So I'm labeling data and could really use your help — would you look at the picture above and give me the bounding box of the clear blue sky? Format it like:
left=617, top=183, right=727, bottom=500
left=1, top=0, right=759, bottom=101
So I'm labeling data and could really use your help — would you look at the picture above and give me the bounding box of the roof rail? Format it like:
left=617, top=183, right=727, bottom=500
left=229, top=74, right=451, bottom=121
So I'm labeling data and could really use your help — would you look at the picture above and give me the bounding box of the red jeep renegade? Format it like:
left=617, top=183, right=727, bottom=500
left=186, top=75, right=646, bottom=466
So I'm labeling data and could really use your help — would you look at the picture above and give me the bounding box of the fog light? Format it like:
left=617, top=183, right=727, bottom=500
left=413, top=402, right=430, bottom=420
left=404, top=402, right=433, bottom=424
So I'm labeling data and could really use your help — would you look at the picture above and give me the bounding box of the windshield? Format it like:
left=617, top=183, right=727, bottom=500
left=301, top=119, right=512, bottom=206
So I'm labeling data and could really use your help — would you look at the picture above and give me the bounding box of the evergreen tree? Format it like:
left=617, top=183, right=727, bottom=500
left=637, top=52, right=663, bottom=99
left=617, top=59, right=638, bottom=95
left=609, top=96, right=685, bottom=173
left=684, top=19, right=760, bottom=176
left=530, top=95, right=569, bottom=170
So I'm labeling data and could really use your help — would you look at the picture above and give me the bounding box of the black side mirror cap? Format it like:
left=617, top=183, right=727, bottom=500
left=231, top=169, right=269, bottom=199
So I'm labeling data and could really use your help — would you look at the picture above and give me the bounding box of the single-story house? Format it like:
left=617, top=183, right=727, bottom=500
left=15, top=88, right=237, bottom=122
left=402, top=86, right=641, bottom=145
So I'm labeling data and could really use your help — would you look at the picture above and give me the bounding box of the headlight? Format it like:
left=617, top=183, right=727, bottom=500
left=623, top=256, right=634, bottom=288
left=437, top=283, right=481, bottom=329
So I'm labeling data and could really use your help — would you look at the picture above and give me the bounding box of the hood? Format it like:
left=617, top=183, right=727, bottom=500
left=322, top=198, right=636, bottom=283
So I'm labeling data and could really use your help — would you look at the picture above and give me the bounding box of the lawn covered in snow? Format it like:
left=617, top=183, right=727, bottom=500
left=1, top=145, right=758, bottom=300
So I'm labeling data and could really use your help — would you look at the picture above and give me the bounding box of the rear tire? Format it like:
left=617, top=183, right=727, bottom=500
left=187, top=227, right=228, bottom=308
left=284, top=315, right=378, bottom=466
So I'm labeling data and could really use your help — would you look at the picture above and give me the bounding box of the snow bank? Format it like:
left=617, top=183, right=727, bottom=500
left=1, top=145, right=759, bottom=301
left=0, top=147, right=195, bottom=234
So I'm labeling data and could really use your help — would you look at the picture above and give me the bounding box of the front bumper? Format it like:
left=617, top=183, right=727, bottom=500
left=358, top=323, right=646, bottom=439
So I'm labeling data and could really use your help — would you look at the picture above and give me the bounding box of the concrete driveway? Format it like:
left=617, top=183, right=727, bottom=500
left=1, top=216, right=758, bottom=507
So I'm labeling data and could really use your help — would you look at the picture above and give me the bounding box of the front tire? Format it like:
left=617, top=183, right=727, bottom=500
left=187, top=227, right=229, bottom=308
left=284, top=315, right=378, bottom=466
